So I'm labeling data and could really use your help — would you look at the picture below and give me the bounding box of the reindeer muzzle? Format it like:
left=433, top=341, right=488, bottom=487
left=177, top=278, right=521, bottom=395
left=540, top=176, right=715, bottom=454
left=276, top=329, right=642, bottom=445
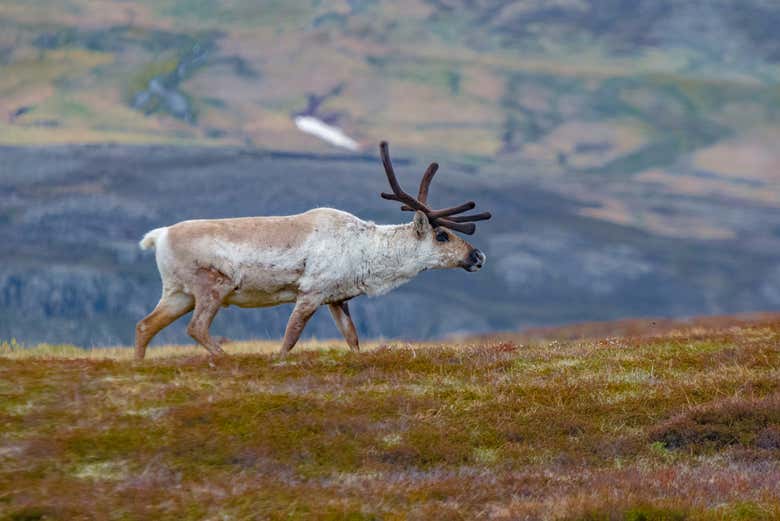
left=463, top=248, right=486, bottom=272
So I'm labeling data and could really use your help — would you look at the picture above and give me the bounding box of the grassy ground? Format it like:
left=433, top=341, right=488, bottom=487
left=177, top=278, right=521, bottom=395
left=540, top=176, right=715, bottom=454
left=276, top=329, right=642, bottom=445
left=1, top=315, right=779, bottom=520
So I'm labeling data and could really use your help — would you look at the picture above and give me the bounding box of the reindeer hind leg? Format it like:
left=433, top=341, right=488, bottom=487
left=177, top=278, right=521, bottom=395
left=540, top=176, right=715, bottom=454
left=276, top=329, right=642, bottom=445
left=135, top=291, right=194, bottom=360
left=187, top=267, right=236, bottom=357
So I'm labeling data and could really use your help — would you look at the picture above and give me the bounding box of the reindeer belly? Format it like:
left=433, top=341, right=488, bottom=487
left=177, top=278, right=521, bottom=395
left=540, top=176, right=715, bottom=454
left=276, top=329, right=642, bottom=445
left=226, top=286, right=298, bottom=307
left=225, top=260, right=304, bottom=308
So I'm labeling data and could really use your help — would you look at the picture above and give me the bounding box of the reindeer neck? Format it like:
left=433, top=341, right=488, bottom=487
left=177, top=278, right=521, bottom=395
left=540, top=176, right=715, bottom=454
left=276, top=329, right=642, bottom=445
left=357, top=222, right=431, bottom=296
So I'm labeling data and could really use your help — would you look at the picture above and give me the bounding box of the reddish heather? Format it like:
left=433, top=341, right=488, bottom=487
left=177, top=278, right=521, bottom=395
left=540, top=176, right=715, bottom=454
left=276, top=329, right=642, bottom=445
left=1, top=315, right=779, bottom=520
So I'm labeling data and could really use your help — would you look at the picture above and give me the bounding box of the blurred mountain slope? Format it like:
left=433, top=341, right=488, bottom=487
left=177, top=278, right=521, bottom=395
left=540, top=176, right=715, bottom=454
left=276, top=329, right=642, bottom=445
left=3, top=0, right=780, bottom=153
left=1, top=144, right=778, bottom=346
left=1, top=1, right=779, bottom=344
left=2, top=1, right=779, bottom=234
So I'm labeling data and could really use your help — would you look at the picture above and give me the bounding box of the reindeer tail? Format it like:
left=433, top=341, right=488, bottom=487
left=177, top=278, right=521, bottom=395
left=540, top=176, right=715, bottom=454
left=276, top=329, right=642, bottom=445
left=139, top=227, right=166, bottom=250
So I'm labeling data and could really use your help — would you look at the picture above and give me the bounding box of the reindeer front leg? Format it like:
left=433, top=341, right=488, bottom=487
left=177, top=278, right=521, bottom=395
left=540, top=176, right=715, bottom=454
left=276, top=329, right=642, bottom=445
left=280, top=296, right=320, bottom=355
left=328, top=300, right=359, bottom=352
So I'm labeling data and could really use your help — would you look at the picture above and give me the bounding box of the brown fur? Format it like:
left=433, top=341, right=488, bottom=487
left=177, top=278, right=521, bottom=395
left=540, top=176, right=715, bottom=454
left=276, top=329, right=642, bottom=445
left=134, top=292, right=194, bottom=359
left=185, top=267, right=236, bottom=356
left=328, top=301, right=359, bottom=351
left=167, top=214, right=316, bottom=252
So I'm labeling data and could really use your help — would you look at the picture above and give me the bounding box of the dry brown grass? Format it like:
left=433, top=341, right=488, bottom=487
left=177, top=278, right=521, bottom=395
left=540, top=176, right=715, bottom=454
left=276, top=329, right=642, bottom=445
left=0, top=338, right=391, bottom=360
left=1, top=315, right=779, bottom=520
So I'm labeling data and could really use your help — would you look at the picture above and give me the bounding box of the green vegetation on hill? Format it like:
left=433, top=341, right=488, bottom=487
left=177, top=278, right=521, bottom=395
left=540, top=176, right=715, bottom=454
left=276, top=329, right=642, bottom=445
left=1, top=315, right=779, bottom=519
left=3, top=0, right=780, bottom=159
left=3, top=0, right=779, bottom=242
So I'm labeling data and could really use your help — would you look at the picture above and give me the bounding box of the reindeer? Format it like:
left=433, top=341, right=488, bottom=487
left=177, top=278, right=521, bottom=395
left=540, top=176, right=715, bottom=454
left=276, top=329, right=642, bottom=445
left=134, top=142, right=490, bottom=359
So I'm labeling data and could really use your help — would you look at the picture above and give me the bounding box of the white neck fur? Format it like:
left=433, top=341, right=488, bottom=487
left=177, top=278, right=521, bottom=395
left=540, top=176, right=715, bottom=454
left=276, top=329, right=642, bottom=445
left=354, top=222, right=435, bottom=296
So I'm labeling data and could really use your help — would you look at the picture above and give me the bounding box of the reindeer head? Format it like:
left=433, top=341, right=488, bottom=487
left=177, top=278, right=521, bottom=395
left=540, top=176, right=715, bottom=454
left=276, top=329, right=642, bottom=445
left=379, top=141, right=490, bottom=272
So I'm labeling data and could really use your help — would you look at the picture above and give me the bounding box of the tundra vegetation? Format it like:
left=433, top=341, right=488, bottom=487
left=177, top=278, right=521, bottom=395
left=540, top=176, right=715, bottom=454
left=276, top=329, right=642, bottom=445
left=1, top=313, right=779, bottom=520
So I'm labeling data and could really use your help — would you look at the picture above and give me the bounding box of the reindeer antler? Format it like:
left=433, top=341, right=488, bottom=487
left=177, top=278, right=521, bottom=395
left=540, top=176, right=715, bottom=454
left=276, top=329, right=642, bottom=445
left=379, top=141, right=491, bottom=235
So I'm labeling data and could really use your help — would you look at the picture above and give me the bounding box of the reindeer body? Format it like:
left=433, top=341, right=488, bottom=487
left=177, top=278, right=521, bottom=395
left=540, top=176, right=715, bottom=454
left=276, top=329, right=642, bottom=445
left=134, top=142, right=489, bottom=360
left=144, top=208, right=439, bottom=308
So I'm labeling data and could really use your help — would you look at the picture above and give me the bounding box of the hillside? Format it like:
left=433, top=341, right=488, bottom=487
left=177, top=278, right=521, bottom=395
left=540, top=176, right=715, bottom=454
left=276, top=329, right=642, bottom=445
left=2, top=2, right=780, bottom=222
left=1, top=1, right=779, bottom=344
left=4, top=0, right=780, bottom=156
left=1, top=314, right=779, bottom=519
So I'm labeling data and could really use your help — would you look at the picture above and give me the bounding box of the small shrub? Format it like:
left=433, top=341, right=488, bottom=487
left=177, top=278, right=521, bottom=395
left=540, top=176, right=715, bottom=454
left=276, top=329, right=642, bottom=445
left=571, top=504, right=688, bottom=521
left=490, top=341, right=520, bottom=353
left=648, top=441, right=675, bottom=462
left=624, top=505, right=687, bottom=521
left=717, top=501, right=775, bottom=521
left=5, top=506, right=55, bottom=521
left=755, top=425, right=780, bottom=449
left=648, top=394, right=780, bottom=451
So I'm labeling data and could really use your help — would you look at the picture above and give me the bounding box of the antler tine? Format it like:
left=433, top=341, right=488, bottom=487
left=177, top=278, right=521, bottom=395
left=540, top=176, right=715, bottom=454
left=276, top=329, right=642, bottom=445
left=447, top=211, right=492, bottom=223
left=428, top=201, right=476, bottom=219
left=402, top=199, right=477, bottom=215
left=418, top=162, right=438, bottom=203
left=400, top=201, right=476, bottom=216
left=432, top=219, right=476, bottom=235
left=399, top=162, right=440, bottom=210
left=379, top=141, right=430, bottom=213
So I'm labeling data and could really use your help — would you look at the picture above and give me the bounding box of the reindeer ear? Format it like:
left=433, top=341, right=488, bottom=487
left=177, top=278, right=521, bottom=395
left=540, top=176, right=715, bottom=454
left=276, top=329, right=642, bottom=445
left=413, top=211, right=430, bottom=238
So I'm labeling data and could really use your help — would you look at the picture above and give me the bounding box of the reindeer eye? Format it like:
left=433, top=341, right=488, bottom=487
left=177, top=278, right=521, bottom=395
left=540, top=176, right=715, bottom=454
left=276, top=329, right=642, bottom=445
left=436, top=231, right=449, bottom=242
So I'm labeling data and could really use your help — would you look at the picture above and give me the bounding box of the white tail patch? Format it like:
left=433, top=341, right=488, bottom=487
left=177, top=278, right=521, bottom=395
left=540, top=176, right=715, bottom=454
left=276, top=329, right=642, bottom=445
left=139, top=228, right=165, bottom=250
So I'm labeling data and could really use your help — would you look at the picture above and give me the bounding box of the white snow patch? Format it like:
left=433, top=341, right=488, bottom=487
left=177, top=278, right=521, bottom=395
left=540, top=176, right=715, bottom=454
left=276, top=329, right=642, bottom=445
left=294, top=116, right=360, bottom=151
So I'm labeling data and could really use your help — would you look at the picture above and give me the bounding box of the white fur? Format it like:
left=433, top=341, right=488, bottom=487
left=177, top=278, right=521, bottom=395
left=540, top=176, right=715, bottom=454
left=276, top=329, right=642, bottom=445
left=139, top=227, right=165, bottom=250
left=297, top=212, right=439, bottom=300
left=141, top=208, right=475, bottom=309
